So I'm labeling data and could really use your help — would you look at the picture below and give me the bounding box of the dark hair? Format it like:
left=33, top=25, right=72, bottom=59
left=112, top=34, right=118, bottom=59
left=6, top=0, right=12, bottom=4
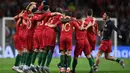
left=76, top=12, right=82, bottom=19
left=43, top=5, right=49, bottom=11
left=105, top=12, right=111, bottom=18
left=64, top=10, right=72, bottom=16
left=32, top=8, right=38, bottom=13
left=87, top=9, right=93, bottom=16
left=56, top=7, right=63, bottom=13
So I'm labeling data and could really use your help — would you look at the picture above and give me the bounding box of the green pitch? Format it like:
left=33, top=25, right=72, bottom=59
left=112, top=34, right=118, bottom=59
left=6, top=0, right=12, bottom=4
left=0, top=58, right=130, bottom=73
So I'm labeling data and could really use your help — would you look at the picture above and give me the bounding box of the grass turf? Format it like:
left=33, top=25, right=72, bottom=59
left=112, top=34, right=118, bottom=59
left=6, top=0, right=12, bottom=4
left=0, top=58, right=130, bottom=73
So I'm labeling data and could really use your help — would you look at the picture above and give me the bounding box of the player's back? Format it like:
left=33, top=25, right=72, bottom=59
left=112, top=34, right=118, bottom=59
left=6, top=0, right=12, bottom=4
left=34, top=13, right=45, bottom=31
left=25, top=16, right=37, bottom=34
left=75, top=20, right=86, bottom=40
left=42, top=11, right=52, bottom=25
left=85, top=17, right=97, bottom=34
left=14, top=18, right=21, bottom=35
left=60, top=19, right=75, bottom=36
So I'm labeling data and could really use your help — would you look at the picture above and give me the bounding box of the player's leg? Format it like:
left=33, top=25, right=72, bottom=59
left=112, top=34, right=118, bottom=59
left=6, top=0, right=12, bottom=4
left=66, top=37, right=73, bottom=73
left=45, top=30, right=56, bottom=67
left=43, top=46, right=54, bottom=73
left=71, top=40, right=83, bottom=73
left=84, top=38, right=95, bottom=73
left=12, top=35, right=23, bottom=72
left=93, top=40, right=107, bottom=72
left=30, top=49, right=39, bottom=72
left=36, top=49, right=45, bottom=73
left=41, top=47, right=49, bottom=67
left=20, top=49, right=28, bottom=68
left=37, top=31, right=46, bottom=67
left=59, top=50, right=66, bottom=73
left=31, top=49, right=38, bottom=65
left=71, top=57, right=78, bottom=73
left=41, top=30, right=52, bottom=69
left=87, top=33, right=96, bottom=63
left=66, top=50, right=72, bottom=73
left=31, top=33, right=39, bottom=66
left=23, top=35, right=34, bottom=72
left=104, top=52, right=125, bottom=68
left=90, top=41, right=96, bottom=62
left=94, top=40, right=108, bottom=71
left=93, top=50, right=104, bottom=72
left=59, top=38, right=66, bottom=72
left=46, top=46, right=55, bottom=67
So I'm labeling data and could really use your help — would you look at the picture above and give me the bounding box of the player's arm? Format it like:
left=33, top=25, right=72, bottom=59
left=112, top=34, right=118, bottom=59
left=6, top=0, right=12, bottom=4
left=111, top=22, right=122, bottom=38
left=14, top=10, right=24, bottom=20
left=95, top=22, right=99, bottom=35
left=22, top=11, right=29, bottom=20
left=47, top=24, right=57, bottom=28
left=50, top=12, right=62, bottom=16
left=72, top=21, right=82, bottom=30
left=14, top=15, right=20, bottom=21
left=31, top=14, right=45, bottom=21
left=61, top=18, right=71, bottom=23
left=47, top=19, right=62, bottom=28
left=38, top=1, right=45, bottom=11
left=48, top=16, right=64, bottom=28
left=84, top=18, right=96, bottom=30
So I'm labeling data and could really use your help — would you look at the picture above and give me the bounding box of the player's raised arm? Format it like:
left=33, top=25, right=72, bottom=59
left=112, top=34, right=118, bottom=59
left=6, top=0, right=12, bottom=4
left=31, top=12, right=45, bottom=21
left=14, top=10, right=24, bottom=20
left=38, top=0, right=45, bottom=11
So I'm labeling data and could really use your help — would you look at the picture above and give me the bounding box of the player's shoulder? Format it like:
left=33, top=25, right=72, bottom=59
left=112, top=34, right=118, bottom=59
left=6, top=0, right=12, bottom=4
left=107, top=19, right=114, bottom=24
left=85, top=17, right=92, bottom=21
left=44, top=11, right=51, bottom=15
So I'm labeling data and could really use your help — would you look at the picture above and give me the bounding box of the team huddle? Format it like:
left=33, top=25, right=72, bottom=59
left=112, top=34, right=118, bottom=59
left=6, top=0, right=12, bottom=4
left=12, top=1, right=125, bottom=73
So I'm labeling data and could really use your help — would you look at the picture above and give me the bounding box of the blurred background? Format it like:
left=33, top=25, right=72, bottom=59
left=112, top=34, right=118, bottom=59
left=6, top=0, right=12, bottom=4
left=0, top=0, right=130, bottom=44
left=0, top=0, right=130, bottom=57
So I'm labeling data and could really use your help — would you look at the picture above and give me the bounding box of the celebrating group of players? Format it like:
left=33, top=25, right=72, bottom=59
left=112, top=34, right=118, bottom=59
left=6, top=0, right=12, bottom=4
left=12, top=1, right=125, bottom=73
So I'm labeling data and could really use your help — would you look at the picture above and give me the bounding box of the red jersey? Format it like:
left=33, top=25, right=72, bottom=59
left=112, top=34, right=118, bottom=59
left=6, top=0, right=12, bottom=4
left=14, top=17, right=22, bottom=35
left=26, top=16, right=37, bottom=34
left=46, top=15, right=62, bottom=28
left=58, top=19, right=80, bottom=36
left=42, top=12, right=52, bottom=25
left=32, top=13, right=45, bottom=31
left=85, top=17, right=98, bottom=35
left=84, top=17, right=93, bottom=24
left=75, top=20, right=86, bottom=40
left=19, top=11, right=30, bottom=32
left=22, top=11, right=36, bottom=34
left=18, top=18, right=27, bottom=34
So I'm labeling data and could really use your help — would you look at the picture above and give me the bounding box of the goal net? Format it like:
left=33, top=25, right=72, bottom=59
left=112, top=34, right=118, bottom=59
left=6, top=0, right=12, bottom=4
left=0, top=17, right=117, bottom=58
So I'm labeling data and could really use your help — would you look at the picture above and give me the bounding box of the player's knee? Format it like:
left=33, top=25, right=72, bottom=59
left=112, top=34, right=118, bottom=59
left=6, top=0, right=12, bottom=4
left=104, top=55, right=109, bottom=60
left=66, top=51, right=71, bottom=56
left=86, top=54, right=91, bottom=58
left=50, top=47, right=54, bottom=53
left=74, top=57, right=78, bottom=60
left=61, top=51, right=65, bottom=55
left=18, top=50, right=23, bottom=55
left=34, top=49, right=38, bottom=52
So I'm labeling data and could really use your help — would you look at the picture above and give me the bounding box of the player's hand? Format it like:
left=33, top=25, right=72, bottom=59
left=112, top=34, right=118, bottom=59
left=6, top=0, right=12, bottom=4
left=41, top=1, right=44, bottom=6
left=30, top=2, right=36, bottom=5
left=98, top=31, right=101, bottom=36
left=42, top=0, right=46, bottom=2
left=119, top=35, right=122, bottom=39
